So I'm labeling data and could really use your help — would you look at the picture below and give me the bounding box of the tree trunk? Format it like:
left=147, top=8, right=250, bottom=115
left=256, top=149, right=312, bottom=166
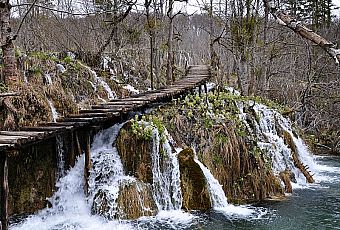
left=145, top=2, right=155, bottom=90
left=166, top=1, right=174, bottom=85
left=263, top=0, right=340, bottom=64
left=0, top=0, right=17, bottom=84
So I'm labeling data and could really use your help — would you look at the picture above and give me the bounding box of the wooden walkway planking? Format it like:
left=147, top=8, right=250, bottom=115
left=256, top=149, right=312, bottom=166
left=0, top=65, right=211, bottom=152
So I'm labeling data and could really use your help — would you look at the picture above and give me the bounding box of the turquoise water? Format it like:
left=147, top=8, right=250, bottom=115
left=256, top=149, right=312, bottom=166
left=11, top=156, right=340, bottom=230
left=135, top=156, right=340, bottom=230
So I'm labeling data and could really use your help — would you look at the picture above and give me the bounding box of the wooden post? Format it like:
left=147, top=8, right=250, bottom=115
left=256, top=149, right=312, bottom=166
left=75, top=132, right=82, bottom=156
left=0, top=153, right=8, bottom=230
left=69, top=131, right=75, bottom=168
left=84, top=132, right=91, bottom=196
left=204, top=83, right=208, bottom=105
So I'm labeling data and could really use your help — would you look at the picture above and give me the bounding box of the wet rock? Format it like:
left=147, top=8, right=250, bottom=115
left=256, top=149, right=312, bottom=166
left=116, top=181, right=157, bottom=219
left=116, top=122, right=153, bottom=183
left=178, top=148, right=211, bottom=211
left=279, top=170, right=293, bottom=193
left=92, top=180, right=157, bottom=220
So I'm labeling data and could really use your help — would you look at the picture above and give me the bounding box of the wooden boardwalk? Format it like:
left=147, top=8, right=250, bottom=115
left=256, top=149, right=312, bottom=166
left=0, top=65, right=211, bottom=152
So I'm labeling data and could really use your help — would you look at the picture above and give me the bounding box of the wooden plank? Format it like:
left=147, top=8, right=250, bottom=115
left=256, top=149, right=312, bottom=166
left=59, top=117, right=106, bottom=123
left=69, top=112, right=119, bottom=119
left=41, top=122, right=87, bottom=128
left=102, top=101, right=147, bottom=106
left=68, top=113, right=108, bottom=118
left=0, top=131, right=46, bottom=139
left=109, top=98, right=151, bottom=102
left=0, top=135, right=31, bottom=145
left=91, top=104, right=136, bottom=110
left=20, top=126, right=65, bottom=132
left=79, top=109, right=122, bottom=114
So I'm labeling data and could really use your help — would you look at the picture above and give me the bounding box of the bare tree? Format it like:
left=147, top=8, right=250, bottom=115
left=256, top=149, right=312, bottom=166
left=1, top=0, right=17, bottom=84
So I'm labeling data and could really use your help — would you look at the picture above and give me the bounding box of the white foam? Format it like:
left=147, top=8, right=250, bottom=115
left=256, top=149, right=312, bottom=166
left=123, top=84, right=140, bottom=94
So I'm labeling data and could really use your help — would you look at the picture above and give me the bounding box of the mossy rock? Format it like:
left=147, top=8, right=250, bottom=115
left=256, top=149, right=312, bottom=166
left=116, top=181, right=157, bottom=219
left=116, top=122, right=153, bottom=183
left=92, top=180, right=157, bottom=220
left=178, top=148, right=211, bottom=211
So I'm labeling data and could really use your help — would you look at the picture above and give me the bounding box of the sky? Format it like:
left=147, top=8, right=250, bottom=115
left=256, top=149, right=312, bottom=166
left=334, top=0, right=340, bottom=17
left=181, top=0, right=340, bottom=16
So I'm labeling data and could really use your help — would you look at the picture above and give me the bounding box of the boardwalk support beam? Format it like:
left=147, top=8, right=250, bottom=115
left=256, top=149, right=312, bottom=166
left=0, top=153, right=8, bottom=230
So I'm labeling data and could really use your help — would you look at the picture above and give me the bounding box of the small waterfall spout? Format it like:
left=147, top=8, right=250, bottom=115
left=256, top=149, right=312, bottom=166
left=195, top=159, right=228, bottom=208
left=47, top=99, right=59, bottom=122
left=78, top=61, right=116, bottom=100
left=195, top=155, right=255, bottom=216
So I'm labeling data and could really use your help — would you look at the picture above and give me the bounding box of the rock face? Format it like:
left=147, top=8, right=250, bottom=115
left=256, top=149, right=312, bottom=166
left=168, top=117, right=284, bottom=203
left=178, top=148, right=211, bottom=211
left=200, top=125, right=284, bottom=203
left=92, top=180, right=157, bottom=220
left=279, top=170, right=294, bottom=193
left=116, top=122, right=153, bottom=183
left=116, top=181, right=157, bottom=219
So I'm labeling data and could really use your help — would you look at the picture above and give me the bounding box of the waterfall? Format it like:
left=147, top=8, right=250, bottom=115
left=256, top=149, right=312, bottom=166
left=56, top=64, right=66, bottom=73
left=195, top=159, right=228, bottom=208
left=44, top=73, right=52, bottom=85
left=237, top=100, right=316, bottom=187
left=78, top=61, right=116, bottom=100
left=89, top=124, right=137, bottom=219
left=195, top=156, right=255, bottom=216
left=47, top=99, right=59, bottom=122
left=150, top=128, right=182, bottom=211
left=12, top=125, right=134, bottom=230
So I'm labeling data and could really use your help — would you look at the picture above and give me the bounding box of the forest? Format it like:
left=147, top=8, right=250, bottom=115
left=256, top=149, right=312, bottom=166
left=1, top=0, right=339, bottom=153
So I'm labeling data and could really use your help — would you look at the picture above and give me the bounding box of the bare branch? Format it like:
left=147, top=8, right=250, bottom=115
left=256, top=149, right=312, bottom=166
left=11, top=3, right=115, bottom=16
left=263, top=0, right=340, bottom=65
left=14, top=0, right=39, bottom=38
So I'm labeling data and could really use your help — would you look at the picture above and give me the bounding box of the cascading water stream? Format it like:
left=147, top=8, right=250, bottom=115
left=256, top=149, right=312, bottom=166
left=236, top=98, right=316, bottom=187
left=150, top=128, right=182, bottom=211
left=78, top=62, right=116, bottom=100
left=194, top=156, right=256, bottom=217
left=11, top=124, right=134, bottom=230
left=47, top=99, right=59, bottom=122
left=44, top=73, right=53, bottom=85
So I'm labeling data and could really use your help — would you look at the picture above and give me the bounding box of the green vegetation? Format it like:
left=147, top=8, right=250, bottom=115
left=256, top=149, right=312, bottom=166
left=130, top=114, right=167, bottom=142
